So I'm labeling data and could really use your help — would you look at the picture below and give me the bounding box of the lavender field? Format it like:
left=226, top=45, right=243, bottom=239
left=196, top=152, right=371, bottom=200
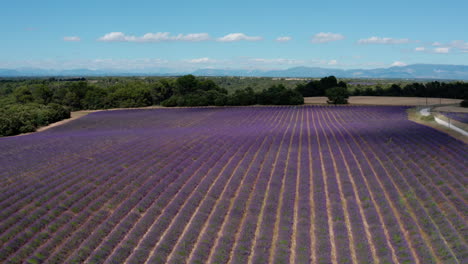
left=0, top=106, right=467, bottom=264
left=441, top=112, right=468, bottom=124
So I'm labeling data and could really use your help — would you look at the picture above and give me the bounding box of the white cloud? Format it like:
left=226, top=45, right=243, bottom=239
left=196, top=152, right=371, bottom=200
left=358, top=36, right=411, bottom=44
left=434, top=47, right=450, bottom=53
left=391, top=61, right=407, bottom=67
left=98, top=32, right=211, bottom=42
left=328, top=60, right=338, bottom=65
left=64, top=36, right=81, bottom=42
left=450, top=40, right=468, bottom=51
left=276, top=36, right=292, bottom=42
left=217, top=33, right=263, bottom=42
left=311, top=32, right=345, bottom=43
left=250, top=58, right=303, bottom=64
left=98, top=32, right=134, bottom=42
left=415, top=47, right=425, bottom=51
left=421, top=40, right=468, bottom=53
left=187, top=57, right=215, bottom=63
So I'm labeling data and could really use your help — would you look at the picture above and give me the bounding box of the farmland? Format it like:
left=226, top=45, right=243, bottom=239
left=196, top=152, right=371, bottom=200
left=0, top=106, right=467, bottom=264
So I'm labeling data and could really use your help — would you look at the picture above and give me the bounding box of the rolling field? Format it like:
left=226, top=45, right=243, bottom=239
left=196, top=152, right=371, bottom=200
left=0, top=106, right=467, bottom=264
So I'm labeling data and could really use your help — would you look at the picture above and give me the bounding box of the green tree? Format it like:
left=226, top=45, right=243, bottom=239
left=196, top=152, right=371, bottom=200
left=32, top=84, right=53, bottom=104
left=83, top=87, right=110, bottom=109
left=13, top=86, right=34, bottom=103
left=258, top=84, right=303, bottom=105
left=320, top=76, right=338, bottom=90
left=326, top=87, right=349, bottom=104
left=387, top=84, right=402, bottom=96
left=175, top=75, right=198, bottom=95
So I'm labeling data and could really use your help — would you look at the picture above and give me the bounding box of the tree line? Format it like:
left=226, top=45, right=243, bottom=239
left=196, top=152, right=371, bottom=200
left=1, top=75, right=466, bottom=136
left=0, top=75, right=303, bottom=136
left=294, top=76, right=468, bottom=105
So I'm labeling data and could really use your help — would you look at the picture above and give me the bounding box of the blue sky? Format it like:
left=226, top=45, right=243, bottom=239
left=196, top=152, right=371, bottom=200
left=1, top=0, right=467, bottom=71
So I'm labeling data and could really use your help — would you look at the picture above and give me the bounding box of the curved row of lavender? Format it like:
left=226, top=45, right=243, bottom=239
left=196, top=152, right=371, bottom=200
left=0, top=106, right=466, bottom=264
left=440, top=112, right=468, bottom=124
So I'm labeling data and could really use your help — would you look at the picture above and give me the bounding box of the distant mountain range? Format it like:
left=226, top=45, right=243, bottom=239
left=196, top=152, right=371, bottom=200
left=1, top=64, right=468, bottom=80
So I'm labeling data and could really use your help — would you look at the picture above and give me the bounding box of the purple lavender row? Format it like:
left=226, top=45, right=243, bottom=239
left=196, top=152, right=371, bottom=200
left=322, top=111, right=376, bottom=264
left=374, top=135, right=467, bottom=262
left=330, top=108, right=422, bottom=264
left=211, top=109, right=294, bottom=264
left=126, top=138, right=254, bottom=263
left=122, top=108, right=276, bottom=261
left=167, top=133, right=271, bottom=264
left=368, top=137, right=460, bottom=263
left=0, top=131, right=186, bottom=253
left=19, top=128, right=218, bottom=264
left=440, top=112, right=468, bottom=123
left=360, top=114, right=466, bottom=239
left=227, top=110, right=288, bottom=264
left=175, top=127, right=271, bottom=264
left=50, top=130, right=229, bottom=264
left=272, top=112, right=301, bottom=264
left=173, top=114, right=281, bottom=264
left=22, top=136, right=203, bottom=264
left=384, top=117, right=467, bottom=187
left=79, top=134, right=233, bottom=264
left=386, top=132, right=467, bottom=232
left=329, top=115, right=415, bottom=264
left=101, top=146, right=234, bottom=264
left=0, top=129, right=182, bottom=222
left=0, top=113, right=162, bottom=191
left=385, top=126, right=467, bottom=214
left=0, top=146, right=138, bottom=261
left=315, top=110, right=353, bottom=264
left=247, top=112, right=297, bottom=264
left=292, top=112, right=313, bottom=264
left=106, top=108, right=280, bottom=264
left=135, top=108, right=274, bottom=263
left=346, top=122, right=441, bottom=263
left=309, top=110, right=332, bottom=264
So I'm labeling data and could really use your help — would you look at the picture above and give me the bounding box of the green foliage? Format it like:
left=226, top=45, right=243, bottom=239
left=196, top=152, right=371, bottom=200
left=0, top=103, right=70, bottom=136
left=420, top=115, right=435, bottom=121
left=31, top=84, right=53, bottom=104
left=387, top=84, right=403, bottom=96
left=82, top=87, right=110, bottom=109
left=161, top=78, right=303, bottom=107
left=175, top=74, right=198, bottom=95
left=161, top=96, right=179, bottom=107
left=349, top=81, right=467, bottom=99
left=14, top=86, right=34, bottom=103
left=320, top=76, right=338, bottom=90
left=110, top=85, right=153, bottom=108
left=295, top=76, right=340, bottom=97
left=326, top=86, right=349, bottom=105
left=227, top=87, right=256, bottom=105
left=258, top=84, right=304, bottom=105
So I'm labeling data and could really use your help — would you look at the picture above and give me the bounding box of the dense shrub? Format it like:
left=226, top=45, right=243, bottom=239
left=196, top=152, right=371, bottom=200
left=326, top=87, right=349, bottom=104
left=0, top=103, right=70, bottom=136
left=257, top=85, right=303, bottom=105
